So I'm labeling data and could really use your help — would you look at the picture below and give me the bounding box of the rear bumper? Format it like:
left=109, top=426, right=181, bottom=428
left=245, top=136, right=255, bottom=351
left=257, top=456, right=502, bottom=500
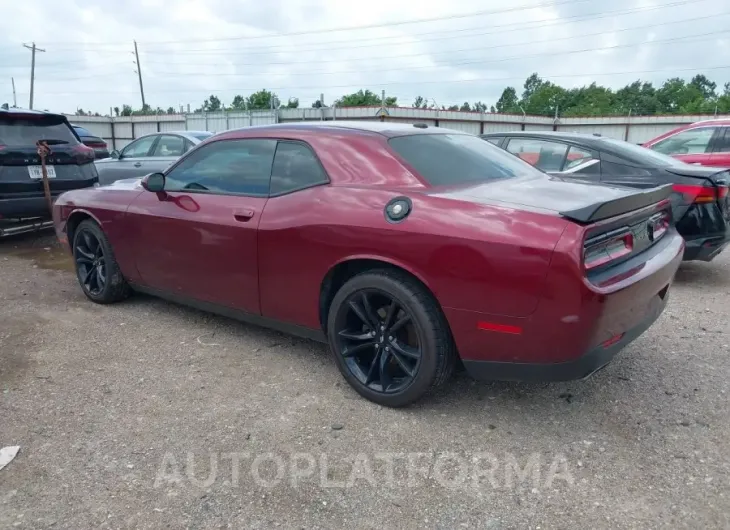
left=462, top=287, right=667, bottom=381
left=0, top=180, right=97, bottom=219
left=682, top=233, right=729, bottom=262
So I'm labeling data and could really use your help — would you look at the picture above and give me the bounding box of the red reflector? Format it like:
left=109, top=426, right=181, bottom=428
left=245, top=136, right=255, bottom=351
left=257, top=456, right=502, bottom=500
left=672, top=184, right=718, bottom=204
left=601, top=333, right=624, bottom=348
left=477, top=321, right=522, bottom=335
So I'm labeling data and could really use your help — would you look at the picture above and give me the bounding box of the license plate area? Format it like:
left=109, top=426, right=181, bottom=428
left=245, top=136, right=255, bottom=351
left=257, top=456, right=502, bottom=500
left=28, top=165, right=56, bottom=179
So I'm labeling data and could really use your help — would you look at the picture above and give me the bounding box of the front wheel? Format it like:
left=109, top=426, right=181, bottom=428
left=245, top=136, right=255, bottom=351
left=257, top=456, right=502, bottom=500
left=73, top=219, right=130, bottom=304
left=327, top=269, right=456, bottom=407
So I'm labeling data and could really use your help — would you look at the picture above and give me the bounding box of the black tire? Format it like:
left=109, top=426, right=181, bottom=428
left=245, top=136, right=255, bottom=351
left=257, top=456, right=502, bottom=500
left=72, top=219, right=130, bottom=304
left=327, top=269, right=456, bottom=407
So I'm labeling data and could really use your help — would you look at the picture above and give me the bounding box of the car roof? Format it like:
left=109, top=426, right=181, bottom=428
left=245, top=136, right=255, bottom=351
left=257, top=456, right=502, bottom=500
left=223, top=120, right=464, bottom=138
left=481, top=130, right=612, bottom=146
left=0, top=107, right=67, bottom=120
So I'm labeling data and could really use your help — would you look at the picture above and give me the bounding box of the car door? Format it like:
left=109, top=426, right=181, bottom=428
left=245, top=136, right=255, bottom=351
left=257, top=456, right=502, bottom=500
left=96, top=135, right=157, bottom=185
left=648, top=126, right=716, bottom=166
left=127, top=138, right=276, bottom=313
left=145, top=134, right=188, bottom=174
left=706, top=127, right=730, bottom=167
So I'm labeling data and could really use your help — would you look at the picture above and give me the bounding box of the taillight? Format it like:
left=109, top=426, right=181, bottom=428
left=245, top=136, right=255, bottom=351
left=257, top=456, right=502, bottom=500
left=584, top=230, right=634, bottom=271
left=649, top=210, right=671, bottom=240
left=672, top=184, right=723, bottom=204
left=72, top=144, right=95, bottom=162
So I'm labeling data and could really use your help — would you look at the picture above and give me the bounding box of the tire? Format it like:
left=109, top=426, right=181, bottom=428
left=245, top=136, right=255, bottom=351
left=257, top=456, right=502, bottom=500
left=72, top=219, right=130, bottom=304
left=327, top=269, right=456, bottom=407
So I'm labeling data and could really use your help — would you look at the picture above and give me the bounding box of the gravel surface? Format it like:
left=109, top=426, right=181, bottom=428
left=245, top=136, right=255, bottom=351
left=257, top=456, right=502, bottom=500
left=1, top=232, right=729, bottom=529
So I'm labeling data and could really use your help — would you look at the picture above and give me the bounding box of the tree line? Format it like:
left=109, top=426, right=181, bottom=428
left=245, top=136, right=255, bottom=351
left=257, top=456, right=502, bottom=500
left=77, top=73, right=730, bottom=117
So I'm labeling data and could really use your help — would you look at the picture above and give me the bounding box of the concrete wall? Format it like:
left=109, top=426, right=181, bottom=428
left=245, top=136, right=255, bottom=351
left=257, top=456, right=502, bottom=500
left=67, top=109, right=729, bottom=151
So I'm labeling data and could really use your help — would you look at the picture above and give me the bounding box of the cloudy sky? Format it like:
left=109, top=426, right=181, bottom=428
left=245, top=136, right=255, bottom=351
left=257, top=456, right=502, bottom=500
left=1, top=0, right=728, bottom=114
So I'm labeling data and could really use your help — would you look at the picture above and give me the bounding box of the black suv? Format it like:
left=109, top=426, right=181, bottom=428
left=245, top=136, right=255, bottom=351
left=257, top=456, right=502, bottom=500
left=0, top=108, right=98, bottom=220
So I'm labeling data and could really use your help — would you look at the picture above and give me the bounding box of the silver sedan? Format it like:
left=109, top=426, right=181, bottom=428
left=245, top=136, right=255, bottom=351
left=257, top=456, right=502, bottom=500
left=95, top=131, right=213, bottom=185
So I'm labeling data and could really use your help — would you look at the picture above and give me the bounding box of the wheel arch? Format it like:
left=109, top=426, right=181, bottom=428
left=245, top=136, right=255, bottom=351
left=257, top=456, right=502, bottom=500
left=66, top=208, right=103, bottom=248
left=318, top=254, right=441, bottom=333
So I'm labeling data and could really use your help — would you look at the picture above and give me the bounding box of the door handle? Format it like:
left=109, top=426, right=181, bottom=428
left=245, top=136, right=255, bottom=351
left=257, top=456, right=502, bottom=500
left=134, top=162, right=142, bottom=167
left=233, top=208, right=255, bottom=222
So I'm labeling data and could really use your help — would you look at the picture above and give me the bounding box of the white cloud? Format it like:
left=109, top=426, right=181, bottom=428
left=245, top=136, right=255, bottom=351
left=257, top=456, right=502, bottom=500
left=0, top=0, right=728, bottom=113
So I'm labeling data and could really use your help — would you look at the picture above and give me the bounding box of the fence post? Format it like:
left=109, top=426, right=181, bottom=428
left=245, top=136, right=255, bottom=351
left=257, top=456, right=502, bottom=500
left=225, top=110, right=229, bottom=131
left=110, top=119, right=116, bottom=151
left=204, top=112, right=208, bottom=132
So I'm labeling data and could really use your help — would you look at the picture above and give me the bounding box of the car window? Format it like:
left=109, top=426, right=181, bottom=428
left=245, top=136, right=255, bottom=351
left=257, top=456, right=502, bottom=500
left=388, top=134, right=542, bottom=186
left=651, top=127, right=716, bottom=155
left=0, top=117, right=78, bottom=146
left=152, top=135, right=185, bottom=157
left=122, top=136, right=157, bottom=158
left=164, top=139, right=276, bottom=196
left=270, top=141, right=329, bottom=195
left=73, top=126, right=94, bottom=137
left=600, top=160, right=651, bottom=177
left=712, top=128, right=730, bottom=153
left=505, top=138, right=568, bottom=172
left=561, top=146, right=599, bottom=174
left=191, top=132, right=213, bottom=141
left=482, top=136, right=502, bottom=146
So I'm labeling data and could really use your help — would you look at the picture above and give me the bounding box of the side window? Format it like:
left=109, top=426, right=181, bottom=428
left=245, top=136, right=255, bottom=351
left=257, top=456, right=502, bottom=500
left=152, top=135, right=185, bottom=157
left=562, top=146, right=600, bottom=175
left=712, top=128, right=730, bottom=153
left=483, top=136, right=503, bottom=146
left=270, top=141, right=329, bottom=195
left=122, top=136, right=157, bottom=158
left=165, top=139, right=276, bottom=195
left=651, top=127, right=716, bottom=155
left=506, top=138, right=568, bottom=171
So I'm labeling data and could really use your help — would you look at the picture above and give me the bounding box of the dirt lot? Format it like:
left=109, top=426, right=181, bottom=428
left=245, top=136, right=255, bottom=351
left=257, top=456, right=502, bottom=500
left=1, top=232, right=729, bottom=529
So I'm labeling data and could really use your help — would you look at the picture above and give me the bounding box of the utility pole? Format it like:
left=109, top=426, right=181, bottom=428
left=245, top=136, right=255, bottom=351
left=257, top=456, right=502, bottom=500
left=133, top=40, right=146, bottom=110
left=22, top=42, right=45, bottom=109
left=11, top=77, right=17, bottom=107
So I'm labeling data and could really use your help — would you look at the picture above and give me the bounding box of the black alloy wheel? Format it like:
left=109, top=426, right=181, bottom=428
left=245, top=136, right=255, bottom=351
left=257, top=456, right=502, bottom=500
left=72, top=219, right=130, bottom=304
left=74, top=229, right=107, bottom=296
left=328, top=270, right=456, bottom=407
left=335, top=289, right=422, bottom=394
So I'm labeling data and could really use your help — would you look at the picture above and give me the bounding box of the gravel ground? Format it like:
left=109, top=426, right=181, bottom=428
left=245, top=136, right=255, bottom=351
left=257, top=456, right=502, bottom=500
left=1, top=232, right=729, bottom=529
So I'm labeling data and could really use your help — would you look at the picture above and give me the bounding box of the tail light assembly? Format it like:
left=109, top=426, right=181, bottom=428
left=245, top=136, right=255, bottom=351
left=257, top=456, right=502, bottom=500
left=584, top=229, right=634, bottom=271
left=672, top=183, right=728, bottom=204
left=72, top=144, right=96, bottom=162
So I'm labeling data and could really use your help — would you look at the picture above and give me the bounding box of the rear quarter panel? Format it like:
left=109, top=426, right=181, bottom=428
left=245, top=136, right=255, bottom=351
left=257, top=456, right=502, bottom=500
left=257, top=185, right=568, bottom=329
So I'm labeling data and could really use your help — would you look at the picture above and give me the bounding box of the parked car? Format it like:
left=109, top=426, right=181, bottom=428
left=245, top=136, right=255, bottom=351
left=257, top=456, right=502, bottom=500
left=95, top=131, right=213, bottom=185
left=53, top=122, right=683, bottom=407
left=71, top=124, right=110, bottom=159
left=0, top=108, right=98, bottom=221
left=642, top=118, right=730, bottom=167
left=482, top=131, right=730, bottom=262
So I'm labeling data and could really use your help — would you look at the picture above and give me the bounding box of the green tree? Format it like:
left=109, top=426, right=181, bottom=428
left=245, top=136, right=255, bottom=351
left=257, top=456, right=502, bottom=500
left=285, top=98, right=299, bottom=109
left=446, top=105, right=459, bottom=111
left=495, top=87, right=519, bottom=113
left=121, top=104, right=133, bottom=117
left=229, top=95, right=246, bottom=110
left=690, top=74, right=717, bottom=100
left=412, top=96, right=428, bottom=108
left=201, top=95, right=222, bottom=112
left=312, top=99, right=324, bottom=108
left=166, top=107, right=175, bottom=114
left=473, top=101, right=488, bottom=112
left=334, top=89, right=397, bottom=107
left=113, top=106, right=120, bottom=117
left=246, top=89, right=277, bottom=110
left=459, top=102, right=471, bottom=111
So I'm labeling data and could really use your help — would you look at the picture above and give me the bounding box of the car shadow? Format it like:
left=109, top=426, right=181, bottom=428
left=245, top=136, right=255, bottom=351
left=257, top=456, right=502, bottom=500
left=673, top=260, right=730, bottom=287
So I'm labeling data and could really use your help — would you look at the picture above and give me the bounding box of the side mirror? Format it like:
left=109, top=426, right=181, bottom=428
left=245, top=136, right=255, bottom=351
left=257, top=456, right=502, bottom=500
left=110, top=150, right=120, bottom=159
left=141, top=172, right=165, bottom=193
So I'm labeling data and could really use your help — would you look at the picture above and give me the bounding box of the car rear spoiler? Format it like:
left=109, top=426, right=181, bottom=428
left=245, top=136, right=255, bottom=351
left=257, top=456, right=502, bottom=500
left=559, top=184, right=673, bottom=224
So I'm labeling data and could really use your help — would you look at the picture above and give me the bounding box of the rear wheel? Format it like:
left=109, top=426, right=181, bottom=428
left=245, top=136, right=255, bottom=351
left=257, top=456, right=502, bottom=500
left=327, top=269, right=455, bottom=407
left=73, top=219, right=130, bottom=304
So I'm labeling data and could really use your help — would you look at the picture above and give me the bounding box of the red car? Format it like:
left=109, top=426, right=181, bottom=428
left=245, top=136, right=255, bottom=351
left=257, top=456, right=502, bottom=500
left=643, top=118, right=730, bottom=167
left=52, top=122, right=684, bottom=407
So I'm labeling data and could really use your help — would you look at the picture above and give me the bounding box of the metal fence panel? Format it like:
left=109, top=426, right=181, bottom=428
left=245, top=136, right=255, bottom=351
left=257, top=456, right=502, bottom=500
left=442, top=121, right=481, bottom=134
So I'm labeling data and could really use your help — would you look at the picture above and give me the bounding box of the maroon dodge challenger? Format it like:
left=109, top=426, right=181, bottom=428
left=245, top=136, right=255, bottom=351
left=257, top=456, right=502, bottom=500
left=52, top=122, right=684, bottom=407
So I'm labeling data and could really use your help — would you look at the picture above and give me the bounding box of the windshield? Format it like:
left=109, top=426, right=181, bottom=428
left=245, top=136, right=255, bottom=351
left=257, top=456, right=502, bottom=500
left=597, top=137, right=684, bottom=167
left=73, top=126, right=94, bottom=137
left=388, top=133, right=544, bottom=186
left=0, top=118, right=78, bottom=146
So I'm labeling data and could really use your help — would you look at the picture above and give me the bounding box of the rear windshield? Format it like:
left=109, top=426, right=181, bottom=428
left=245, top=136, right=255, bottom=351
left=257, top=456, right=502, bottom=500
left=72, top=126, right=94, bottom=137
left=597, top=137, right=682, bottom=167
left=0, top=118, right=78, bottom=146
left=191, top=132, right=213, bottom=141
left=388, top=133, right=544, bottom=186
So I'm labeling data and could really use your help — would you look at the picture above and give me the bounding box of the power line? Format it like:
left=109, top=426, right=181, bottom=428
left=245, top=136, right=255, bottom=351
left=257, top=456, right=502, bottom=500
left=18, top=0, right=632, bottom=46
left=34, top=65, right=730, bottom=95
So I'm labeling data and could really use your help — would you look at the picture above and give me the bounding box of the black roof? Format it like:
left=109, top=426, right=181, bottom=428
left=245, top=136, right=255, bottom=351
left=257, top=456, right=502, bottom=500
left=481, top=130, right=611, bottom=146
